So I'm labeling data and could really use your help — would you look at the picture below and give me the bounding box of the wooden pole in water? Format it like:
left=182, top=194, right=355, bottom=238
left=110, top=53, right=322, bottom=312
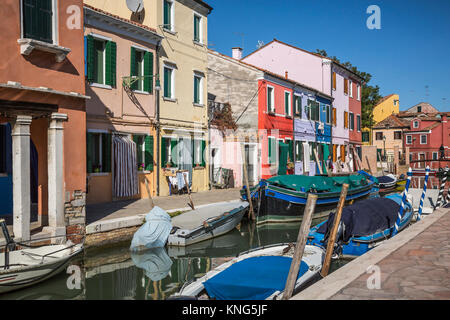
left=378, top=151, right=386, bottom=176
left=314, top=149, right=323, bottom=175
left=144, top=177, right=155, bottom=209
left=365, top=155, right=373, bottom=175
left=241, top=144, right=255, bottom=220
left=183, top=173, right=195, bottom=210
left=320, top=183, right=349, bottom=278
left=282, top=193, right=318, bottom=300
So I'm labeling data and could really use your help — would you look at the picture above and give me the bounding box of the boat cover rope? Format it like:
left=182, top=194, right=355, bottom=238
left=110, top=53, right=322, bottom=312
left=203, top=256, right=308, bottom=300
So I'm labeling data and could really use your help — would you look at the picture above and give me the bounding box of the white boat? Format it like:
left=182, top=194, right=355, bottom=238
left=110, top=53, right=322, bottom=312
left=169, top=243, right=324, bottom=300
left=167, top=201, right=249, bottom=247
left=0, top=242, right=83, bottom=294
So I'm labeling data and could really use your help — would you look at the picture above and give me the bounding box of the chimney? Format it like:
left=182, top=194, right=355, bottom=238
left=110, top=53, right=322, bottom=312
left=232, top=47, right=243, bottom=60
left=285, top=71, right=288, bottom=79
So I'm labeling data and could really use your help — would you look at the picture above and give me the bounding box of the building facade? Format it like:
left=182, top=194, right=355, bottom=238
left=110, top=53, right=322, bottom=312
left=83, top=5, right=162, bottom=206
left=0, top=0, right=88, bottom=242
left=372, top=114, right=409, bottom=162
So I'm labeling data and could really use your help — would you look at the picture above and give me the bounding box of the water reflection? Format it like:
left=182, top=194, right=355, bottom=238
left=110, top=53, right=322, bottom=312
left=0, top=218, right=341, bottom=300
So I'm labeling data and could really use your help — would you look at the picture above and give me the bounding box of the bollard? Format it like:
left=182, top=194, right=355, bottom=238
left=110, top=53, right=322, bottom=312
left=435, top=167, right=448, bottom=208
left=392, top=167, right=412, bottom=237
left=417, top=166, right=430, bottom=221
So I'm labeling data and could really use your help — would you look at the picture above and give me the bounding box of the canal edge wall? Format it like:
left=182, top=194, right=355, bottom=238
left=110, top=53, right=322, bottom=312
left=291, top=206, right=449, bottom=300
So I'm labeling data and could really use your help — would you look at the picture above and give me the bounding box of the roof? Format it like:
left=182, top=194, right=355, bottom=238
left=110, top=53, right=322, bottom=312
left=375, top=94, right=397, bottom=107
left=208, top=49, right=333, bottom=100
left=192, top=0, right=213, bottom=12
left=242, top=39, right=363, bottom=82
left=373, top=114, right=410, bottom=129
left=84, top=4, right=160, bottom=35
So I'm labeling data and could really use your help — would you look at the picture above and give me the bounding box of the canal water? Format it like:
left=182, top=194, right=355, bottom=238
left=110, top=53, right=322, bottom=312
left=0, top=218, right=348, bottom=300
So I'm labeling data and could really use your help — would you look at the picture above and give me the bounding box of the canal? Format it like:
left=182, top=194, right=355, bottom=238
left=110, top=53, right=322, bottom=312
left=0, top=218, right=348, bottom=300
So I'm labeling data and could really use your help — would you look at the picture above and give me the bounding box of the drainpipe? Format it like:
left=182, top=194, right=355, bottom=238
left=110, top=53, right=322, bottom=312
left=156, top=41, right=161, bottom=196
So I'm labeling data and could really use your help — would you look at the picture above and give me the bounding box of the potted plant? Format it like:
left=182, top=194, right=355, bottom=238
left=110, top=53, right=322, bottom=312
left=94, top=165, right=101, bottom=173
left=138, top=163, right=145, bottom=171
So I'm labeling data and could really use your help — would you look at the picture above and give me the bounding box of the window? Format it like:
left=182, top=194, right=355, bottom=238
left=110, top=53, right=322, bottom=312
left=193, top=139, right=206, bottom=167
left=332, top=107, right=337, bottom=126
left=22, top=0, right=54, bottom=43
left=406, top=135, right=412, bottom=144
left=133, top=135, right=154, bottom=171
left=295, top=140, right=303, bottom=162
left=193, top=14, right=202, bottom=43
left=344, top=111, right=348, bottom=128
left=420, top=135, right=427, bottom=144
left=394, top=131, right=402, bottom=140
left=87, top=132, right=111, bottom=173
left=362, top=131, right=370, bottom=142
left=417, top=106, right=422, bottom=113
left=357, top=115, right=361, bottom=131
left=375, top=132, right=383, bottom=141
left=326, top=105, right=331, bottom=124
left=268, top=136, right=276, bottom=164
left=294, top=95, right=302, bottom=117
left=284, top=91, right=291, bottom=116
left=332, top=72, right=336, bottom=90
left=432, top=152, right=438, bottom=160
left=344, top=79, right=349, bottom=95
left=349, top=112, right=354, bottom=130
left=86, top=35, right=117, bottom=87
left=163, top=0, right=174, bottom=31
left=413, top=120, right=419, bottom=128
left=161, top=137, right=176, bottom=167
left=194, top=74, right=203, bottom=105
left=267, top=86, right=275, bottom=113
left=307, top=100, right=319, bottom=121
left=357, top=85, right=361, bottom=101
left=131, top=47, right=154, bottom=93
left=349, top=80, right=353, bottom=98
left=309, top=142, right=316, bottom=161
left=286, top=139, right=293, bottom=162
left=163, top=66, right=174, bottom=99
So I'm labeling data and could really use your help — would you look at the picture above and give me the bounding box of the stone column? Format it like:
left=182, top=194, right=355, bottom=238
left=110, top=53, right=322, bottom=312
left=405, top=147, right=410, bottom=167
left=45, top=113, right=68, bottom=241
left=12, top=115, right=32, bottom=241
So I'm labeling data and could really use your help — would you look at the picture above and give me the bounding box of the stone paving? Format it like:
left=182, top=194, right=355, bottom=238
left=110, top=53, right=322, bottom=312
left=330, top=209, right=450, bottom=300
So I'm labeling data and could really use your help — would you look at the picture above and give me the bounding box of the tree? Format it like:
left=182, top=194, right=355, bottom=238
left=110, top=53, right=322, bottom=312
left=316, top=49, right=382, bottom=128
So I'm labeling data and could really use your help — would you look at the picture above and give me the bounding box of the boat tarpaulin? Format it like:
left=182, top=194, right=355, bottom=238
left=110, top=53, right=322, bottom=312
left=203, top=256, right=308, bottom=300
left=317, top=195, right=403, bottom=242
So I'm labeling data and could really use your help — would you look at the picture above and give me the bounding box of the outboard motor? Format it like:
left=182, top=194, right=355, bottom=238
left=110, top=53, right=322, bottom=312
left=321, top=220, right=345, bottom=259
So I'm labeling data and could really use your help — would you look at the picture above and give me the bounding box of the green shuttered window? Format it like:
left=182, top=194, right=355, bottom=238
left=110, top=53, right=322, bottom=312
left=87, top=132, right=111, bottom=174
left=163, top=0, right=172, bottom=30
left=23, top=0, right=53, bottom=43
left=194, top=15, right=201, bottom=42
left=164, top=67, right=173, bottom=98
left=287, top=139, right=293, bottom=162
left=134, top=135, right=154, bottom=172
left=86, top=36, right=116, bottom=87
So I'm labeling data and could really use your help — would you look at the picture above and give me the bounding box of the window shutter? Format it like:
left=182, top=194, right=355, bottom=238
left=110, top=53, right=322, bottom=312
left=102, top=133, right=112, bottom=173
left=344, top=79, right=348, bottom=94
left=144, top=135, right=154, bottom=171
left=86, top=35, right=95, bottom=82
left=332, top=72, right=336, bottom=90
left=164, top=0, right=171, bottom=28
left=130, top=47, right=137, bottom=90
left=170, top=138, right=178, bottom=166
left=164, top=67, right=171, bottom=98
left=287, top=140, right=293, bottom=162
left=133, top=135, right=142, bottom=169
left=105, top=41, right=117, bottom=87
left=23, top=0, right=53, bottom=43
left=201, top=140, right=206, bottom=167
left=344, top=111, right=348, bottom=128
left=333, top=108, right=337, bottom=126
left=144, top=51, right=154, bottom=93
left=161, top=137, right=167, bottom=167
left=86, top=132, right=93, bottom=173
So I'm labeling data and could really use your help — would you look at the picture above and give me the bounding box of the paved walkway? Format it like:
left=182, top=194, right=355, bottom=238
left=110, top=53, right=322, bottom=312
left=86, top=188, right=241, bottom=224
left=293, top=206, right=450, bottom=300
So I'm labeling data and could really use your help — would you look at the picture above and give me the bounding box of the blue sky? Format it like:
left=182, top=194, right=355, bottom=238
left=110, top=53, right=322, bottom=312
left=207, top=0, right=450, bottom=111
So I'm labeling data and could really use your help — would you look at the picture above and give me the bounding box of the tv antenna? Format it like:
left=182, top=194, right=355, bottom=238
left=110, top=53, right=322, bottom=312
left=233, top=32, right=245, bottom=50
left=256, top=40, right=265, bottom=49
left=126, top=0, right=144, bottom=13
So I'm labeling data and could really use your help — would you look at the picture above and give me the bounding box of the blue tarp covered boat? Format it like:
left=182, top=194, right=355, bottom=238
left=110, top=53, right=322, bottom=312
left=307, top=194, right=413, bottom=258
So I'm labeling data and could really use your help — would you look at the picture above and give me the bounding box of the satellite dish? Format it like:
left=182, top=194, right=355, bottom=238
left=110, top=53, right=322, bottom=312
left=126, top=0, right=144, bottom=13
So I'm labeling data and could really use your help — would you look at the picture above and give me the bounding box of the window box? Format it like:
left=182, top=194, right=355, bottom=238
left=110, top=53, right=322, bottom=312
left=18, top=38, right=71, bottom=62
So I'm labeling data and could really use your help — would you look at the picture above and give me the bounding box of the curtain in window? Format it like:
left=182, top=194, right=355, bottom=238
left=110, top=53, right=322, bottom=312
left=113, top=135, right=138, bottom=198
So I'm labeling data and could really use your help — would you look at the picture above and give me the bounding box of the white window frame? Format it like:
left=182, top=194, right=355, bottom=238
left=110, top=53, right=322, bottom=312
left=432, top=152, right=438, bottom=160
left=268, top=136, right=276, bottom=164
left=193, top=12, right=203, bottom=44
left=356, top=114, right=361, bottom=132
left=88, top=33, right=113, bottom=89
left=163, top=64, right=175, bottom=100
left=406, top=135, right=412, bottom=144
left=162, top=0, right=175, bottom=33
left=267, top=86, right=275, bottom=113
left=285, top=137, right=292, bottom=161
left=293, top=94, right=302, bottom=117
left=357, top=85, right=361, bottom=101
left=326, top=104, right=331, bottom=125
left=349, top=80, right=353, bottom=98
left=193, top=138, right=202, bottom=165
left=193, top=72, right=204, bottom=106
left=349, top=112, right=354, bottom=131
left=134, top=134, right=150, bottom=173
left=420, top=134, right=427, bottom=145
left=20, top=0, right=59, bottom=45
left=295, top=140, right=302, bottom=162
left=413, top=120, right=419, bottom=128
left=284, top=91, right=292, bottom=117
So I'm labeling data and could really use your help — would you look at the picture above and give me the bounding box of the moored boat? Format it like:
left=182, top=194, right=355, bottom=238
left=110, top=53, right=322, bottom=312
left=307, top=194, right=413, bottom=258
left=242, top=174, right=375, bottom=224
left=169, top=243, right=324, bottom=300
left=167, top=201, right=249, bottom=247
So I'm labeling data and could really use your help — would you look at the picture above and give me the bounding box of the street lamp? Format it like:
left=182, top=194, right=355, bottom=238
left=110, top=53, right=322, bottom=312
left=383, top=135, right=386, bottom=162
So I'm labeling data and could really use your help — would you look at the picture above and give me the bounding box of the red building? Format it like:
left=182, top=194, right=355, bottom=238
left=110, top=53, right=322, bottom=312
left=258, top=74, right=295, bottom=179
left=404, top=113, right=450, bottom=169
left=348, top=77, right=363, bottom=160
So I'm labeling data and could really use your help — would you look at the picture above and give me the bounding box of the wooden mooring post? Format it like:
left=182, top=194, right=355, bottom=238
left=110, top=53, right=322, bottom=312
left=241, top=144, right=255, bottom=220
left=320, top=183, right=349, bottom=278
left=183, top=173, right=195, bottom=210
left=365, top=155, right=373, bottom=175
left=144, top=177, right=155, bottom=209
left=282, top=193, right=318, bottom=300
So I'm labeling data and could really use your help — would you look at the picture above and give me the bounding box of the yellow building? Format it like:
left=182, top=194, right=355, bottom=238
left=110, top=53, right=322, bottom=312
left=84, top=0, right=213, bottom=196
left=362, top=94, right=400, bottom=146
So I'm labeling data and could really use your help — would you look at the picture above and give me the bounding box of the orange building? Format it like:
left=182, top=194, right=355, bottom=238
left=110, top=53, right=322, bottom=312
left=0, top=0, right=87, bottom=242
